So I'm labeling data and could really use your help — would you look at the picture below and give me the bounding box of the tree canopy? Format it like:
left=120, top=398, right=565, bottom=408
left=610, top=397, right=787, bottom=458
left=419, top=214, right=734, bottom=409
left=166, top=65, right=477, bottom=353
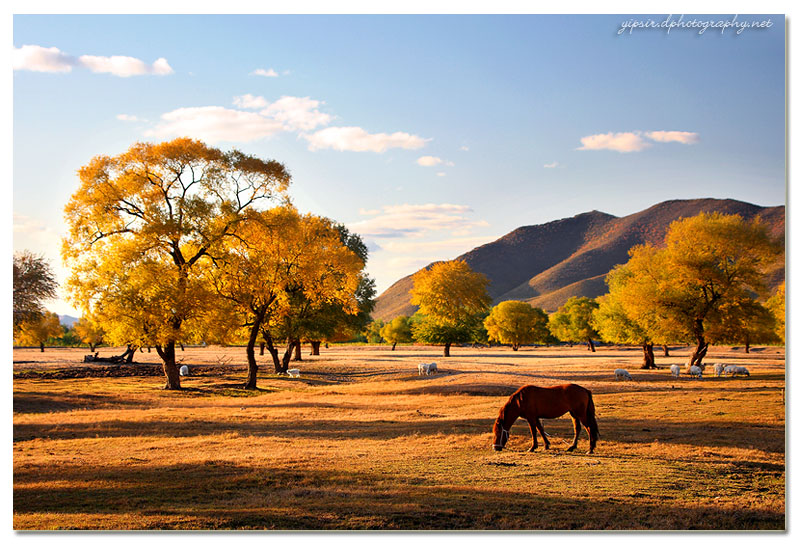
left=380, top=316, right=414, bottom=350
left=483, top=301, right=551, bottom=350
left=548, top=296, right=600, bottom=351
left=13, top=251, right=58, bottom=328
left=63, top=138, right=290, bottom=389
left=409, top=260, right=491, bottom=356
left=14, top=311, right=63, bottom=352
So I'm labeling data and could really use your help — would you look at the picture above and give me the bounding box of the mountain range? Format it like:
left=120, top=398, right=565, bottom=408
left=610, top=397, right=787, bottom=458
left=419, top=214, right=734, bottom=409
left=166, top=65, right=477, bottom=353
left=371, top=198, right=785, bottom=321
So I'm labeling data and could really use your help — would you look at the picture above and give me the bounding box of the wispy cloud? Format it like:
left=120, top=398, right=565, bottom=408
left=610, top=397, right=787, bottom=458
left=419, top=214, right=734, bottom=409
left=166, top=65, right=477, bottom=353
left=543, top=161, right=559, bottom=168
left=579, top=130, right=700, bottom=153
left=251, top=68, right=279, bottom=77
left=578, top=132, right=650, bottom=153
left=233, top=94, right=268, bottom=109
left=417, top=155, right=454, bottom=167
left=304, top=127, right=429, bottom=153
left=116, top=114, right=140, bottom=122
left=348, top=203, right=488, bottom=238
left=262, top=96, right=332, bottom=132
left=644, top=131, right=700, bottom=144
left=145, top=106, right=284, bottom=143
left=13, top=45, right=173, bottom=77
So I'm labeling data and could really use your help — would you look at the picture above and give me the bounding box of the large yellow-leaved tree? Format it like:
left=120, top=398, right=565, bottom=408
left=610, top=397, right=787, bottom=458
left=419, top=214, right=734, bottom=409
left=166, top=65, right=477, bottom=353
left=483, top=300, right=551, bottom=351
left=63, top=138, right=290, bottom=389
left=14, top=311, right=64, bottom=352
left=410, top=260, right=491, bottom=357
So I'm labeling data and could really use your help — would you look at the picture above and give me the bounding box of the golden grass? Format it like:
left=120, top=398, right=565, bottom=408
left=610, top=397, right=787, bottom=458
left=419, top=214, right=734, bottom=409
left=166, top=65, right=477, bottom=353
left=13, top=344, right=785, bottom=530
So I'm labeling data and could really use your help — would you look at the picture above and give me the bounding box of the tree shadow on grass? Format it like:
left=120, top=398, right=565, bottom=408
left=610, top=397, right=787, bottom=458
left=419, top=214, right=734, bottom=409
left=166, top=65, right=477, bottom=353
left=12, top=459, right=783, bottom=530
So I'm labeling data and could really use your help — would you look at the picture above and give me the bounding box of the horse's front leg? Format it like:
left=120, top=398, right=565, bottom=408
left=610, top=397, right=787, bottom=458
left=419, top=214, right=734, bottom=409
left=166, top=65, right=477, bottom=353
left=527, top=419, right=538, bottom=452
left=534, top=419, right=550, bottom=450
left=566, top=415, right=580, bottom=452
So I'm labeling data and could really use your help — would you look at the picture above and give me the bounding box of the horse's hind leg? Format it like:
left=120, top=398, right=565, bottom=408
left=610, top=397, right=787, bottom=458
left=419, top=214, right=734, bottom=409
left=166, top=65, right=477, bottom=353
left=526, top=419, right=538, bottom=452
left=566, top=414, right=581, bottom=452
left=534, top=418, right=550, bottom=450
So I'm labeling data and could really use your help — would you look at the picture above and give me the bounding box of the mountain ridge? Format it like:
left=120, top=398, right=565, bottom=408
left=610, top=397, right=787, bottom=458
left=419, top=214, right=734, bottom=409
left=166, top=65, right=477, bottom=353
left=371, top=198, right=785, bottom=320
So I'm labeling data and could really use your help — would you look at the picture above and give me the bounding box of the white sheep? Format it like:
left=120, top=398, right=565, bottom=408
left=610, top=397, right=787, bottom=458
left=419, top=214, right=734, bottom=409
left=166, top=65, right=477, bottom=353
left=428, top=362, right=438, bottom=374
left=714, top=363, right=725, bottom=377
left=730, top=366, right=750, bottom=377
left=688, top=365, right=703, bottom=378
left=722, top=364, right=739, bottom=376
left=614, top=368, right=633, bottom=381
left=418, top=363, right=430, bottom=376
left=179, top=365, right=190, bottom=376
left=670, top=364, right=680, bottom=378
left=287, top=368, right=300, bottom=378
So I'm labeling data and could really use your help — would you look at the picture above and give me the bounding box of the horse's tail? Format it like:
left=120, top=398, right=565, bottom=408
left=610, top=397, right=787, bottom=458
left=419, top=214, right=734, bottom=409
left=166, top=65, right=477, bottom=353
left=586, top=390, right=600, bottom=440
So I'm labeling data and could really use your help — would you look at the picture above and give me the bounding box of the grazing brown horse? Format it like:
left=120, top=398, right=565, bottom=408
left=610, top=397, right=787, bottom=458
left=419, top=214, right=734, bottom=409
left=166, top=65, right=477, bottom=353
left=492, top=384, right=599, bottom=453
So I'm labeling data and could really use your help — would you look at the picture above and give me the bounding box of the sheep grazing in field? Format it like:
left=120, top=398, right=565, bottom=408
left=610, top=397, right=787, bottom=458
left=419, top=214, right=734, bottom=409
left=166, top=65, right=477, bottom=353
left=179, top=365, right=190, bottom=376
left=670, top=364, right=680, bottom=378
left=714, top=363, right=725, bottom=377
left=729, top=366, right=750, bottom=377
left=287, top=368, right=300, bottom=378
left=614, top=368, right=633, bottom=381
left=418, top=363, right=430, bottom=376
left=428, top=362, right=438, bottom=374
left=688, top=365, right=703, bottom=378
left=722, top=365, right=739, bottom=376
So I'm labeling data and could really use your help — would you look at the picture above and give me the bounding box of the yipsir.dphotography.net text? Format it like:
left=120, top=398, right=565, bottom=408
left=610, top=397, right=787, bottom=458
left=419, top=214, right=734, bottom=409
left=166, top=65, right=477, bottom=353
left=618, top=14, right=775, bottom=36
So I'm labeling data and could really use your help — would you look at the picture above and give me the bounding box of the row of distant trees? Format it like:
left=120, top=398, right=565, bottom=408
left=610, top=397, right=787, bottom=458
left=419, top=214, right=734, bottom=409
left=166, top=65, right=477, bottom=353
left=369, top=212, right=785, bottom=368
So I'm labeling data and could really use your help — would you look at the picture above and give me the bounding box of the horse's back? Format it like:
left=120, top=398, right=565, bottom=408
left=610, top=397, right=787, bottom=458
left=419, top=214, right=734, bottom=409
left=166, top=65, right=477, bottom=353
left=516, top=384, right=591, bottom=419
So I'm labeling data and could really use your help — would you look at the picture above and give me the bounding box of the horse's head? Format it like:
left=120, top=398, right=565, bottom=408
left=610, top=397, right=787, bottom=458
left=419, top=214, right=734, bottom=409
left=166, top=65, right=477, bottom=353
left=492, top=417, right=509, bottom=451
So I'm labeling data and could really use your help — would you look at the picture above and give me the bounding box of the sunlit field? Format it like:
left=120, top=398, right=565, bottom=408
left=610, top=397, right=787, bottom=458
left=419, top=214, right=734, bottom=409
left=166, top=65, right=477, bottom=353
left=13, top=344, right=784, bottom=530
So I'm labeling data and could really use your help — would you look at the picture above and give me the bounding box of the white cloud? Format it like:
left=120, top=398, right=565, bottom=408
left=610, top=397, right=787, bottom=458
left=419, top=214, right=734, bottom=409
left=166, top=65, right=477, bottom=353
left=233, top=94, right=268, bottom=109
left=578, top=132, right=650, bottom=153
left=645, top=131, right=700, bottom=145
left=116, top=114, right=139, bottom=122
left=348, top=203, right=488, bottom=238
left=436, top=172, right=446, bottom=177
left=460, top=145, right=469, bottom=151
left=12, top=45, right=75, bottom=72
left=417, top=155, right=454, bottom=167
left=79, top=55, right=173, bottom=77
left=13, top=44, right=173, bottom=77
left=358, top=208, right=381, bottom=216
left=304, top=126, right=429, bottom=153
left=251, top=68, right=279, bottom=77
left=380, top=235, right=496, bottom=255
left=145, top=106, right=284, bottom=144
left=262, top=96, right=332, bottom=131
left=543, top=161, right=559, bottom=168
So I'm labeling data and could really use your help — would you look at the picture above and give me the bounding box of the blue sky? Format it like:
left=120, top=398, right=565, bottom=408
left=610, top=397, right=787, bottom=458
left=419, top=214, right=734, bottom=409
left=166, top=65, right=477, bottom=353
left=13, top=14, right=786, bottom=316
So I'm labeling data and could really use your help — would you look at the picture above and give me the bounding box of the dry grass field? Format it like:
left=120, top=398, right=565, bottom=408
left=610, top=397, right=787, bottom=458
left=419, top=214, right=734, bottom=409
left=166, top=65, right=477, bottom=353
left=13, top=343, right=785, bottom=530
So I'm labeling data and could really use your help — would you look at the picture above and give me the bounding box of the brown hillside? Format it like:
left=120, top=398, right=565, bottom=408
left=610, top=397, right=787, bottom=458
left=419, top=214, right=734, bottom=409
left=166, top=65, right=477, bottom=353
left=371, top=198, right=785, bottom=320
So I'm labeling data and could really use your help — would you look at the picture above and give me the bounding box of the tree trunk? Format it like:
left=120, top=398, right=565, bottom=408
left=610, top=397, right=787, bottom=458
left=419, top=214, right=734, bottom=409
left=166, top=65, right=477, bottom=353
left=689, top=318, right=708, bottom=368
left=39, top=342, right=44, bottom=352
left=123, top=345, right=136, bottom=364
left=147, top=346, right=151, bottom=353
left=311, top=341, right=321, bottom=356
left=512, top=344, right=519, bottom=351
left=90, top=344, right=96, bottom=353
left=444, top=343, right=451, bottom=357
left=280, top=340, right=295, bottom=373
left=244, top=308, right=268, bottom=390
left=641, top=341, right=656, bottom=369
left=259, top=342, right=265, bottom=356
left=179, top=343, right=185, bottom=351
left=262, top=332, right=281, bottom=373
left=391, top=342, right=397, bottom=351
left=745, top=338, right=751, bottom=354
left=587, top=338, right=596, bottom=352
left=155, top=341, right=182, bottom=390
left=293, top=340, right=302, bottom=361
left=662, top=345, right=670, bottom=357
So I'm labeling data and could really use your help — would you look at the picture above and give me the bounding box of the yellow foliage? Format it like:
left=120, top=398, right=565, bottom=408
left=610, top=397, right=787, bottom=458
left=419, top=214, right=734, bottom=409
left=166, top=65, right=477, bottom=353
left=410, top=260, right=491, bottom=326
left=14, top=311, right=63, bottom=348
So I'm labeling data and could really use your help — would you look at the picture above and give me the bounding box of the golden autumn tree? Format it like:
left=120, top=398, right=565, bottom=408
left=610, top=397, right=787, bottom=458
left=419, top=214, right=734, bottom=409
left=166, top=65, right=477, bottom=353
left=380, top=316, right=413, bottom=350
left=410, top=260, right=491, bottom=357
left=211, top=206, right=364, bottom=388
left=548, top=297, right=600, bottom=352
left=73, top=315, right=105, bottom=352
left=597, top=213, right=781, bottom=367
left=63, top=138, right=290, bottom=389
left=765, top=282, right=785, bottom=344
left=483, top=301, right=551, bottom=351
left=15, top=311, right=63, bottom=352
